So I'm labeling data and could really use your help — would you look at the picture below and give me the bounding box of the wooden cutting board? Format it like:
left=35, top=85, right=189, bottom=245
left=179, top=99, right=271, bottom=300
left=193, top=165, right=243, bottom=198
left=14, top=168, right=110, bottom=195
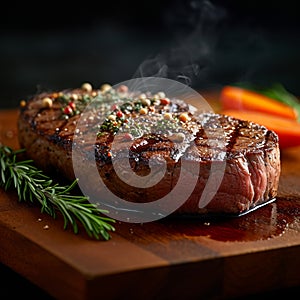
left=1, top=101, right=300, bottom=300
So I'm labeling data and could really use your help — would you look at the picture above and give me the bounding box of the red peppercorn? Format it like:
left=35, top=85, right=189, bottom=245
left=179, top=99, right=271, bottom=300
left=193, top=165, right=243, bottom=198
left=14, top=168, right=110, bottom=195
left=117, top=85, right=128, bottom=93
left=160, top=98, right=170, bottom=105
left=68, top=101, right=76, bottom=110
left=64, top=106, right=73, bottom=115
left=116, top=110, right=123, bottom=118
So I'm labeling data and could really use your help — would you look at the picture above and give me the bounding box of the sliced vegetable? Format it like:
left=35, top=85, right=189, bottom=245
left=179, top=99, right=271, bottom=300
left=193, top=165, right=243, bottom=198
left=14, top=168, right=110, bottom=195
left=234, top=82, right=300, bottom=121
left=221, top=109, right=300, bottom=149
left=220, top=85, right=299, bottom=121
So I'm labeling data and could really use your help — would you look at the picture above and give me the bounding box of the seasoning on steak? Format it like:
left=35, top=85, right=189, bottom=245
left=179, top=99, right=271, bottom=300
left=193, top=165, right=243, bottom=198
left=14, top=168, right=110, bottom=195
left=17, top=83, right=281, bottom=217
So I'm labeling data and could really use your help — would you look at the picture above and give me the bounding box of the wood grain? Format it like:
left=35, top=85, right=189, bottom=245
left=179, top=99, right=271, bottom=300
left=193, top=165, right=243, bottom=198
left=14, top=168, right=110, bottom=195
left=1, top=103, right=300, bottom=300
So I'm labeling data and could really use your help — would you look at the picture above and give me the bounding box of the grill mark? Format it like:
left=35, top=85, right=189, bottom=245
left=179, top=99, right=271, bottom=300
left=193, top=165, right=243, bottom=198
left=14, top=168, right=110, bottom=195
left=22, top=89, right=279, bottom=165
left=226, top=120, right=243, bottom=153
left=30, top=107, right=44, bottom=130
left=31, top=104, right=74, bottom=145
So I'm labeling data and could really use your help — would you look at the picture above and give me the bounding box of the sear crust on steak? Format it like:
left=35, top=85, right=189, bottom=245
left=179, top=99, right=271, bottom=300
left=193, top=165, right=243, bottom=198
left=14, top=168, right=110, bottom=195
left=17, top=84, right=281, bottom=216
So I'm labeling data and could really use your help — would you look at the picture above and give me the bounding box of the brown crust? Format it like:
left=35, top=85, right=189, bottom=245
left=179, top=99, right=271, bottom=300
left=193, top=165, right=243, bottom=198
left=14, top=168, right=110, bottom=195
left=17, top=87, right=281, bottom=215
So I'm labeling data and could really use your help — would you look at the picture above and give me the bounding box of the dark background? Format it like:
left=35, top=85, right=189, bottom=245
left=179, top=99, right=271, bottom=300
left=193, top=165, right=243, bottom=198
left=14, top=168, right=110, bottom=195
left=0, top=0, right=299, bottom=109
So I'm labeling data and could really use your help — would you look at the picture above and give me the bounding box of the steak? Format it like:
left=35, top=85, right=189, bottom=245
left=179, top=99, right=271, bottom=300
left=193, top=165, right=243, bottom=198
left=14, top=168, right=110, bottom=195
left=17, top=83, right=281, bottom=219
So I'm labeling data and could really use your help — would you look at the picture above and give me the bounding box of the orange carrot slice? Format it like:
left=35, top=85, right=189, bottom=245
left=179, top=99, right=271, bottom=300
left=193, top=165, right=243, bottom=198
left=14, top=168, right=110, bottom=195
left=220, top=109, right=300, bottom=149
left=220, top=86, right=298, bottom=121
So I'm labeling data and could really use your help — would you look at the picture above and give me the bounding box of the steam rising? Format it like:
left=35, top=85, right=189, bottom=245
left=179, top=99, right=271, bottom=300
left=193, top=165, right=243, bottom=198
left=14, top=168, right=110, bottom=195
left=133, top=0, right=226, bottom=86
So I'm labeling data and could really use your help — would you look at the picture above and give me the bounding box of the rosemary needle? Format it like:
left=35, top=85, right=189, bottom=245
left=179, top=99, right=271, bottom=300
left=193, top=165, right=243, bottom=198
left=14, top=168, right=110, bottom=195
left=0, top=145, right=115, bottom=241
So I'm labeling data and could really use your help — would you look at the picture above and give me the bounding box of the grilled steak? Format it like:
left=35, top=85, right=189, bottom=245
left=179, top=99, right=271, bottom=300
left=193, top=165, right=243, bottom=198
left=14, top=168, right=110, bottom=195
left=17, top=83, right=281, bottom=217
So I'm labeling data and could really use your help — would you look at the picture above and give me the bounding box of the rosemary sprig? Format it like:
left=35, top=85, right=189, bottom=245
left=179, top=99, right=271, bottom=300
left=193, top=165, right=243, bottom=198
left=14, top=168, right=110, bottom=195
left=0, top=145, right=116, bottom=241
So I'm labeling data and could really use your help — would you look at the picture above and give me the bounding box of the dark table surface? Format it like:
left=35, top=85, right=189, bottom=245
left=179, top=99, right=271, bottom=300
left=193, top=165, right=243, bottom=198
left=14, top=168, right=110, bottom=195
left=1, top=262, right=299, bottom=300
